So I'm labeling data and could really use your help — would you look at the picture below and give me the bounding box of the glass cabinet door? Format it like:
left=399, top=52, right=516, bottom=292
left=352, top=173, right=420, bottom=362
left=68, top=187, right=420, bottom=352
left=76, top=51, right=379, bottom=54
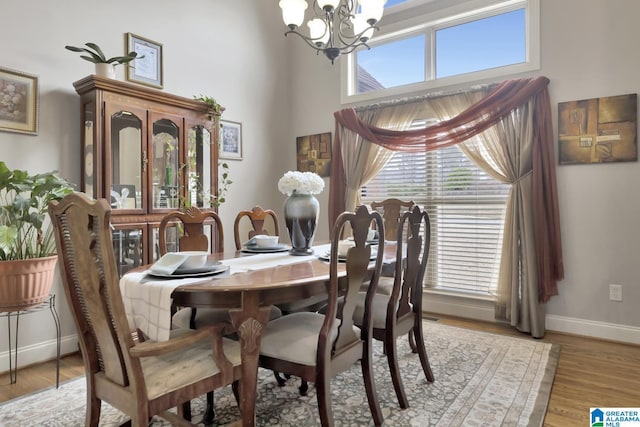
left=186, top=125, right=213, bottom=208
left=107, top=105, right=145, bottom=211
left=150, top=115, right=182, bottom=210
left=111, top=224, right=145, bottom=277
left=83, top=103, right=96, bottom=199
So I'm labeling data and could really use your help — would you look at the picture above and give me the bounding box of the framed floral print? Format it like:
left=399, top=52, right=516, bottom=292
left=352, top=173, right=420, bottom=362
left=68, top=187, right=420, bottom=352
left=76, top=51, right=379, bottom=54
left=0, top=67, right=38, bottom=135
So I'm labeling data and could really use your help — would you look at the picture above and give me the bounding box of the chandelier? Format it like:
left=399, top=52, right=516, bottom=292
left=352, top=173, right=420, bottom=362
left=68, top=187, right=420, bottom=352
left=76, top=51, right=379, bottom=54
left=278, top=0, right=385, bottom=63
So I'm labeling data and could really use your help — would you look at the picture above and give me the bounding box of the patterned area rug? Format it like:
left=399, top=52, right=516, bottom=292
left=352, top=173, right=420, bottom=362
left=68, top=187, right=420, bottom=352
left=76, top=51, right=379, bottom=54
left=0, top=321, right=559, bottom=426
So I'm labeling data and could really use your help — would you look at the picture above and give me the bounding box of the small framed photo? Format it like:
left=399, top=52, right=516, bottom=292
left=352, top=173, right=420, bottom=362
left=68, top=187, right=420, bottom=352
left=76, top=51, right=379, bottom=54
left=126, top=33, right=163, bottom=88
left=0, top=67, right=38, bottom=135
left=220, top=120, right=243, bottom=160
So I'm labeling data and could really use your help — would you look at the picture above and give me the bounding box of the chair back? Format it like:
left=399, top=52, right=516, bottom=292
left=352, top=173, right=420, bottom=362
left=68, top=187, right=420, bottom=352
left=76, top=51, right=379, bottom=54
left=370, top=198, right=415, bottom=241
left=48, top=193, right=138, bottom=388
left=158, top=206, right=224, bottom=255
left=233, top=205, right=280, bottom=250
left=322, top=205, right=384, bottom=360
left=392, top=205, right=431, bottom=320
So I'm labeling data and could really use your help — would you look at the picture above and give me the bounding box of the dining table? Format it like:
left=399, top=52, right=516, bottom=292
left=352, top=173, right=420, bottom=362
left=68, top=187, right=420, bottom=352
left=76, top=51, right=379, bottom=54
left=119, top=241, right=398, bottom=427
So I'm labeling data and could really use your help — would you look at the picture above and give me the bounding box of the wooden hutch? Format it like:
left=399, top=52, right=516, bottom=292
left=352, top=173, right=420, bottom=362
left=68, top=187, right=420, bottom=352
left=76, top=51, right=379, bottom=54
left=74, top=75, right=221, bottom=276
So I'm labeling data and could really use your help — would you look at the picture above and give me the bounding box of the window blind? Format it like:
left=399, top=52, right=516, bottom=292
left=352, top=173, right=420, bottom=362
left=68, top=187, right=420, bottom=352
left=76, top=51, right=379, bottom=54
left=361, top=142, right=509, bottom=295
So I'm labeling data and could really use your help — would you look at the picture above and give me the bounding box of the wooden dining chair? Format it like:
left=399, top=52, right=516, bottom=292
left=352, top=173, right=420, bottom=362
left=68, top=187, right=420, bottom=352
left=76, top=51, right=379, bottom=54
left=48, top=193, right=242, bottom=427
left=233, top=205, right=280, bottom=249
left=258, top=205, right=385, bottom=426
left=158, top=206, right=224, bottom=256
left=370, top=198, right=415, bottom=242
left=368, top=198, right=415, bottom=296
left=352, top=205, right=435, bottom=409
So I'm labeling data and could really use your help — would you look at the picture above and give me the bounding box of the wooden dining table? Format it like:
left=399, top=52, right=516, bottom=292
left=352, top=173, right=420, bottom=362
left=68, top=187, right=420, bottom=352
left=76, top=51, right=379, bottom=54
left=125, top=242, right=398, bottom=427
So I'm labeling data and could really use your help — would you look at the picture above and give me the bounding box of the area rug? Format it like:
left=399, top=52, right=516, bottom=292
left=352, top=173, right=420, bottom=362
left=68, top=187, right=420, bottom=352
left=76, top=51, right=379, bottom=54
left=0, top=321, right=559, bottom=426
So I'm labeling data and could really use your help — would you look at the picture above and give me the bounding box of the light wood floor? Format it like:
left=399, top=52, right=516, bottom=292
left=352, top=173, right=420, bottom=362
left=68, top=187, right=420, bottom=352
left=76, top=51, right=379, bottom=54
left=1, top=314, right=638, bottom=426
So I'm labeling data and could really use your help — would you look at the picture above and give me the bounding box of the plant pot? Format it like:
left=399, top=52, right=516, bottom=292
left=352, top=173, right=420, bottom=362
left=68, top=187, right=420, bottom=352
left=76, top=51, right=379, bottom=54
left=95, top=63, right=116, bottom=79
left=0, top=255, right=58, bottom=313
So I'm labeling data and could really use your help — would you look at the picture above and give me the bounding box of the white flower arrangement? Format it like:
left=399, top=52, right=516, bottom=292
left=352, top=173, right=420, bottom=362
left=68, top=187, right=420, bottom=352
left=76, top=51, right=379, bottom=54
left=278, top=171, right=325, bottom=196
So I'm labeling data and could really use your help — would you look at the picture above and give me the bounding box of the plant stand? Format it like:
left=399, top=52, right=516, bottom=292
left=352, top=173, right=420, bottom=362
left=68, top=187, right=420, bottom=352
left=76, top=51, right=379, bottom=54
left=0, top=294, right=60, bottom=387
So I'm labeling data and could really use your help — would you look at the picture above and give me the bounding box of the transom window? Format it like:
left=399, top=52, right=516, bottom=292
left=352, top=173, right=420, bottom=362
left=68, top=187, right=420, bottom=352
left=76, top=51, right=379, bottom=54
left=343, top=0, right=539, bottom=103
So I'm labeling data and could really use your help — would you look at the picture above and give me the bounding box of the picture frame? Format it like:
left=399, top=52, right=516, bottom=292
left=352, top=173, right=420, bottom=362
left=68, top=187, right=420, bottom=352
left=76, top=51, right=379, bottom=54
left=296, top=132, right=332, bottom=177
left=126, top=33, right=163, bottom=88
left=0, top=67, right=39, bottom=135
left=220, top=120, right=243, bottom=160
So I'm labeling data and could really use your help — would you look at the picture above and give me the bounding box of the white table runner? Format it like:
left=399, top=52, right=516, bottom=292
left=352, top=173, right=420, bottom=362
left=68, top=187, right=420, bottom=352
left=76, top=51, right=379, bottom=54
left=119, top=245, right=329, bottom=341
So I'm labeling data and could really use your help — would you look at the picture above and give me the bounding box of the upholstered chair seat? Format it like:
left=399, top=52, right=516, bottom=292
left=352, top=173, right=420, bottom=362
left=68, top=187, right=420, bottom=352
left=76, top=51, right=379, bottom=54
left=260, top=312, right=360, bottom=365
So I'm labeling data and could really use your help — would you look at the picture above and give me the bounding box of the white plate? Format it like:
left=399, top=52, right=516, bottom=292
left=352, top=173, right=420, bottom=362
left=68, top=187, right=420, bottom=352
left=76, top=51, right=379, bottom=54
left=241, top=243, right=290, bottom=253
left=147, top=261, right=228, bottom=279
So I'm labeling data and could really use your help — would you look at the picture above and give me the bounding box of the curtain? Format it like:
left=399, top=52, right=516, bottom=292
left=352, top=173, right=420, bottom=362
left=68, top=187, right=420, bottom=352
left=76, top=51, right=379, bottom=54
left=329, top=76, right=563, bottom=334
left=430, top=93, right=545, bottom=336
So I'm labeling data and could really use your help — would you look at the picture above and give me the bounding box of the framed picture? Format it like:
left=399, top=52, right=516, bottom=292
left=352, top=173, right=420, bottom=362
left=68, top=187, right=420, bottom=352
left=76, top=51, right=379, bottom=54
left=126, top=33, right=163, bottom=88
left=0, top=67, right=38, bottom=135
left=296, top=132, right=332, bottom=177
left=558, top=93, right=637, bottom=164
left=220, top=120, right=243, bottom=160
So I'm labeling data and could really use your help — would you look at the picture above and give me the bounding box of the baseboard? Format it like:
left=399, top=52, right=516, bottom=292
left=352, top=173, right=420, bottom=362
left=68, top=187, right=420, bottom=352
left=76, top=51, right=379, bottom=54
left=0, top=334, right=79, bottom=375
left=545, top=314, right=640, bottom=345
left=423, top=292, right=640, bottom=344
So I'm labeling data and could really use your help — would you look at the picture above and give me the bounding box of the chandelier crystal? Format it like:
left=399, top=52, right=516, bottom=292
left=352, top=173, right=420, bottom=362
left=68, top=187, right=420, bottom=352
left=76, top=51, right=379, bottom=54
left=278, top=0, right=385, bottom=63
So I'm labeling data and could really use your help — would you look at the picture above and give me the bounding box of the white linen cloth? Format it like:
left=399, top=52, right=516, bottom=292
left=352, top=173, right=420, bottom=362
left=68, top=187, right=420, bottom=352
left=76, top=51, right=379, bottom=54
left=119, top=246, right=328, bottom=342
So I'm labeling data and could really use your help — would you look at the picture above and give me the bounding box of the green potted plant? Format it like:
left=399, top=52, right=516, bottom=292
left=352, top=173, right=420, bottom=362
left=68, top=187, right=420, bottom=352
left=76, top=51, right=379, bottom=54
left=0, top=162, right=74, bottom=312
left=65, top=42, right=142, bottom=78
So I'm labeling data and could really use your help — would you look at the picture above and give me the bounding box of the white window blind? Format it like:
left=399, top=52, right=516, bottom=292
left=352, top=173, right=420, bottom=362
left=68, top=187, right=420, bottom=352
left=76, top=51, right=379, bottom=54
left=361, top=140, right=509, bottom=295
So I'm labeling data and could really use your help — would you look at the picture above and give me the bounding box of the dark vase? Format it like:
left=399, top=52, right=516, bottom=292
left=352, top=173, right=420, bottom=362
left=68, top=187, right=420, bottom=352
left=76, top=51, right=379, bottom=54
left=284, top=192, right=320, bottom=255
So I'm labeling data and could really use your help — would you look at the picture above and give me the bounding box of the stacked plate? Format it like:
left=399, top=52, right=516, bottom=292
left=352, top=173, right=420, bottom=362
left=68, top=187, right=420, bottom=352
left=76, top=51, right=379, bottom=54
left=147, top=252, right=228, bottom=278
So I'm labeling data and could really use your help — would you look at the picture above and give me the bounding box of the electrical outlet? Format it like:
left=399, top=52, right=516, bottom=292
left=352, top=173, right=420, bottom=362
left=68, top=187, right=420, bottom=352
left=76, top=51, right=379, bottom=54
left=609, top=284, right=623, bottom=302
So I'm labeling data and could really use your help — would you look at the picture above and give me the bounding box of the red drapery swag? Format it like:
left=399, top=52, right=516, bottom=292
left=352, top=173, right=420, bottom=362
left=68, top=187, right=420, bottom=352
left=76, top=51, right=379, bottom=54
left=328, top=76, right=563, bottom=302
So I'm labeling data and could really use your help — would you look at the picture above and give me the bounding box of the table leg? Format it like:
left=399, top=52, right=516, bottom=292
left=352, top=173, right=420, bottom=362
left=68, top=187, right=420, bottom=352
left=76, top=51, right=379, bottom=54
left=228, top=292, right=271, bottom=427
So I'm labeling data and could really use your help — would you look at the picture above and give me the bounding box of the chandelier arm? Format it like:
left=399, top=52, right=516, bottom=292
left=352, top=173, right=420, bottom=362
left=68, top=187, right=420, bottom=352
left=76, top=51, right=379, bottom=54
left=284, top=29, right=326, bottom=54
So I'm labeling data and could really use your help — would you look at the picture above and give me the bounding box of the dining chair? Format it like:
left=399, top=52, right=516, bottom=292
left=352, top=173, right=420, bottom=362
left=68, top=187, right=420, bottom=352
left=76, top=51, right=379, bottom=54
left=258, top=205, right=385, bottom=426
left=352, top=205, right=435, bottom=409
left=370, top=198, right=415, bottom=242
left=368, top=198, right=415, bottom=296
left=158, top=206, right=224, bottom=256
left=48, top=193, right=242, bottom=427
left=233, top=205, right=280, bottom=249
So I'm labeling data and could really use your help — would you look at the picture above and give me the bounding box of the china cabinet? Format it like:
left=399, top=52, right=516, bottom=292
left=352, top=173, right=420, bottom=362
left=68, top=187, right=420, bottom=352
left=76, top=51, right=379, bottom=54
left=73, top=75, right=221, bottom=276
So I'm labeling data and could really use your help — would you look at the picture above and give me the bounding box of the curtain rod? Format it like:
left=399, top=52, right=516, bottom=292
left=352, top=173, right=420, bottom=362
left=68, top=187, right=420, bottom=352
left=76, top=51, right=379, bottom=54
left=354, top=81, right=500, bottom=112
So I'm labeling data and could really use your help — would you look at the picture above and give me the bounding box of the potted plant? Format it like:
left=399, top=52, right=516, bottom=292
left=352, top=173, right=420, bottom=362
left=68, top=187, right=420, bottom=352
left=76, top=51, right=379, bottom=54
left=65, top=42, right=142, bottom=78
left=0, top=162, right=74, bottom=312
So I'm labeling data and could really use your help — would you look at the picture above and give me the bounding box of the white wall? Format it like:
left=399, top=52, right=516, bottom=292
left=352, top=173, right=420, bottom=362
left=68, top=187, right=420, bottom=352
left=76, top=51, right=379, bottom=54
left=287, top=0, right=640, bottom=342
left=0, top=0, right=294, bottom=366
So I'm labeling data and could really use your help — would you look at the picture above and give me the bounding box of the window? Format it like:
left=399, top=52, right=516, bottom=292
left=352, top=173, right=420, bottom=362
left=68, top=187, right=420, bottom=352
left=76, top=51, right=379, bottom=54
left=343, top=0, right=539, bottom=103
left=361, top=126, right=509, bottom=296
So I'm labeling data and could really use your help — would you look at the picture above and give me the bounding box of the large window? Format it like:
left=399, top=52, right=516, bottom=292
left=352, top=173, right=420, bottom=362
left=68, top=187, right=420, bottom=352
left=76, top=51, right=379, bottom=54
left=361, top=131, right=509, bottom=296
left=343, top=0, right=539, bottom=103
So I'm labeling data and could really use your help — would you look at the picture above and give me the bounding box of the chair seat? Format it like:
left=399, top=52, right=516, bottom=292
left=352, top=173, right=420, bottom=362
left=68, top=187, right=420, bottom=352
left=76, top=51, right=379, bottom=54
left=260, top=312, right=360, bottom=365
left=131, top=337, right=241, bottom=400
left=353, top=292, right=412, bottom=330
left=172, top=306, right=282, bottom=330
left=359, top=276, right=394, bottom=296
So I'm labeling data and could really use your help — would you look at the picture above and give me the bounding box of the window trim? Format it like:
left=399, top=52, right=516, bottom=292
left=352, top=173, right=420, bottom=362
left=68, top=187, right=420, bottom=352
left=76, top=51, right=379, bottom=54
left=341, top=0, right=539, bottom=104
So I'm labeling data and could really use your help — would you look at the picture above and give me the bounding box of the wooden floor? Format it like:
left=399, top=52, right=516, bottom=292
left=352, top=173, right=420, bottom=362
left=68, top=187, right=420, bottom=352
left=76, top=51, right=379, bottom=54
left=1, top=314, right=639, bottom=426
